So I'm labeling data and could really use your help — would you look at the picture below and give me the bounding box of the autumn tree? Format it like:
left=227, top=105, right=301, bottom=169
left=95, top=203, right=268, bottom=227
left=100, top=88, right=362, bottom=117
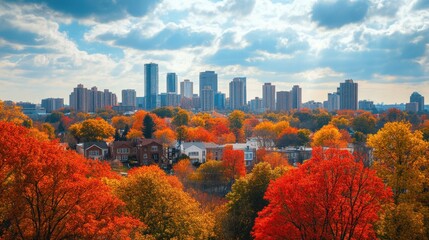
left=228, top=110, right=245, bottom=142
left=221, top=163, right=285, bottom=240
left=261, top=152, right=290, bottom=169
left=142, top=114, right=155, bottom=139
left=154, top=128, right=176, bottom=146
left=253, top=121, right=276, bottom=147
left=0, top=100, right=32, bottom=126
left=173, top=159, right=194, bottom=186
left=352, top=112, right=377, bottom=134
left=222, top=146, right=246, bottom=183
left=172, top=109, right=190, bottom=127
left=189, top=160, right=228, bottom=194
left=367, top=122, right=429, bottom=239
left=0, top=122, right=143, bottom=239
left=69, top=118, right=115, bottom=142
left=312, top=124, right=347, bottom=148
left=253, top=148, right=392, bottom=240
left=115, top=165, right=214, bottom=239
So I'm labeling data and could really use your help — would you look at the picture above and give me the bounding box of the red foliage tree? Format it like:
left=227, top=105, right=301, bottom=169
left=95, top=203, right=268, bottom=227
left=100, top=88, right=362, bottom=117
left=0, top=122, right=143, bottom=239
left=253, top=148, right=392, bottom=240
left=222, top=145, right=246, bottom=181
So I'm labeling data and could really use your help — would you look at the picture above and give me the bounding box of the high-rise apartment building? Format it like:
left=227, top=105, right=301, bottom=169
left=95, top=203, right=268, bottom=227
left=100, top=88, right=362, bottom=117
left=166, top=73, right=178, bottom=94
left=199, top=71, right=217, bottom=111
left=214, top=92, right=226, bottom=110
left=69, top=84, right=117, bottom=112
left=262, top=83, right=276, bottom=111
left=410, top=92, right=425, bottom=112
left=276, top=91, right=292, bottom=112
left=201, top=86, right=214, bottom=111
left=338, top=79, right=358, bottom=110
left=229, top=77, right=246, bottom=110
left=41, top=98, right=64, bottom=113
left=326, top=92, right=340, bottom=112
left=122, top=89, right=136, bottom=107
left=180, top=79, right=193, bottom=99
left=249, top=97, right=264, bottom=113
left=144, top=63, right=159, bottom=110
left=291, top=85, right=302, bottom=110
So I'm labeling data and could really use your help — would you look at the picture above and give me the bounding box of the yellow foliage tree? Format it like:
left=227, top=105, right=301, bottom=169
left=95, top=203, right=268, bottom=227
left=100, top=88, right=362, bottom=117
left=0, top=100, right=32, bottom=126
left=69, top=118, right=115, bottom=142
left=253, top=121, right=276, bottom=148
left=312, top=124, right=346, bottom=148
left=154, top=128, right=176, bottom=146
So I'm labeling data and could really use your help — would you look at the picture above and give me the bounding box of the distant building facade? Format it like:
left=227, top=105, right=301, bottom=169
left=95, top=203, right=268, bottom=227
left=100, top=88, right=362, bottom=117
left=41, top=98, right=64, bottom=113
left=122, top=89, right=136, bottom=107
left=69, top=84, right=117, bottom=112
left=338, top=79, right=358, bottom=110
left=410, top=92, right=424, bottom=112
left=229, top=77, right=246, bottom=110
left=180, top=79, right=193, bottom=99
left=166, top=73, right=178, bottom=93
left=201, top=86, right=214, bottom=112
left=276, top=91, right=292, bottom=112
left=262, top=83, right=276, bottom=111
left=291, top=85, right=302, bottom=110
left=326, top=92, right=340, bottom=112
left=144, top=63, right=159, bottom=110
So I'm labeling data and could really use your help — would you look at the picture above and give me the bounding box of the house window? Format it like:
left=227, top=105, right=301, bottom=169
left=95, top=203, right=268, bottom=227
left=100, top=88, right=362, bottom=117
left=151, top=146, right=158, bottom=151
left=188, top=151, right=199, bottom=156
left=143, top=154, right=148, bottom=159
left=153, top=154, right=159, bottom=160
left=117, top=148, right=130, bottom=154
left=245, top=152, right=253, bottom=160
left=88, top=150, right=99, bottom=156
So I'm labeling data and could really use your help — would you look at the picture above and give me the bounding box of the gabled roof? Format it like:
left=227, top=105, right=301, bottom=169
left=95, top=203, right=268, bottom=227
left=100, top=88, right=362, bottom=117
left=138, top=138, right=162, bottom=146
left=83, top=142, right=108, bottom=150
left=182, top=142, right=219, bottom=150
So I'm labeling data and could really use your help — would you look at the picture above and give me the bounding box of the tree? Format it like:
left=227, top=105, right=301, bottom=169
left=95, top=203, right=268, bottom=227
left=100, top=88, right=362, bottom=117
left=222, top=146, right=246, bottom=182
left=172, top=109, right=190, bottom=127
left=172, top=159, right=194, bottom=186
left=253, top=121, right=276, bottom=148
left=261, top=152, right=290, bottom=169
left=151, top=106, right=174, bottom=118
left=143, top=114, right=155, bottom=139
left=312, top=124, right=347, bottom=148
left=153, top=128, right=176, bottom=146
left=69, top=118, right=115, bottom=142
left=228, top=110, right=245, bottom=142
left=115, top=165, right=214, bottom=239
left=253, top=148, right=392, bottom=240
left=0, top=122, right=143, bottom=239
left=189, top=160, right=228, bottom=194
left=111, top=115, right=132, bottom=130
left=367, top=122, right=429, bottom=239
left=353, top=112, right=377, bottom=134
left=222, top=163, right=285, bottom=240
left=0, top=101, right=31, bottom=126
left=176, top=125, right=188, bottom=145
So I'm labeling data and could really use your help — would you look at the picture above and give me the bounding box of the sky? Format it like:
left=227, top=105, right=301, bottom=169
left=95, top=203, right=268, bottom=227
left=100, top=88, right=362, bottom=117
left=0, top=0, right=428, bottom=105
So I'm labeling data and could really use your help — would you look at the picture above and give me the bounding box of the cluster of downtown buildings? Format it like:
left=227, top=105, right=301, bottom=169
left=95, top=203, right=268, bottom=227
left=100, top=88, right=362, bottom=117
left=8, top=63, right=426, bottom=117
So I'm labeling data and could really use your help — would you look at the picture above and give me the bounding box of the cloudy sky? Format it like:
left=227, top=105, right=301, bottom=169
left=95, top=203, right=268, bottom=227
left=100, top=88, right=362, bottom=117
left=0, top=0, right=428, bottom=105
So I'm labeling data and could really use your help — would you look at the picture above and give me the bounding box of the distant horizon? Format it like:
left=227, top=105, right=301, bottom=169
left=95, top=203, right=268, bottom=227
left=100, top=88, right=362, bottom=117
left=0, top=1, right=428, bottom=104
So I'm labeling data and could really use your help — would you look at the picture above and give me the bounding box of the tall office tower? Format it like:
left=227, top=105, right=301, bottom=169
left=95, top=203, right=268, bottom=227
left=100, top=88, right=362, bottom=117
left=166, top=73, right=178, bottom=94
left=249, top=97, right=264, bottom=113
left=41, top=98, right=64, bottom=113
left=199, top=71, right=218, bottom=98
left=327, top=92, right=340, bottom=112
left=192, top=94, right=200, bottom=110
left=144, top=63, right=159, bottom=110
left=201, top=86, right=214, bottom=112
left=262, top=83, right=276, bottom=111
left=233, top=77, right=247, bottom=104
left=180, top=79, right=193, bottom=99
left=291, top=85, right=302, bottom=110
left=103, top=89, right=117, bottom=107
left=122, top=89, right=137, bottom=107
left=229, top=78, right=246, bottom=110
left=410, top=92, right=425, bottom=112
left=338, top=79, right=358, bottom=110
left=69, top=84, right=89, bottom=112
left=214, top=92, right=226, bottom=110
left=276, top=91, right=292, bottom=112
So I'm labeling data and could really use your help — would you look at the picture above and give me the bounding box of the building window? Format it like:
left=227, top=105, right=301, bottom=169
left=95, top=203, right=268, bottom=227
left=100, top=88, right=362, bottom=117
left=121, top=155, right=128, bottom=161
left=151, top=145, right=158, bottom=151
left=245, top=152, right=253, bottom=160
left=188, top=151, right=199, bottom=156
left=143, top=154, right=148, bottom=159
left=117, top=148, right=130, bottom=154
left=88, top=150, right=99, bottom=156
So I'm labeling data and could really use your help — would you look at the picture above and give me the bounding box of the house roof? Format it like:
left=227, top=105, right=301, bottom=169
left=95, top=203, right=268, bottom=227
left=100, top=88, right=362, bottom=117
left=83, top=142, right=108, bottom=150
left=182, top=142, right=219, bottom=150
left=138, top=138, right=162, bottom=146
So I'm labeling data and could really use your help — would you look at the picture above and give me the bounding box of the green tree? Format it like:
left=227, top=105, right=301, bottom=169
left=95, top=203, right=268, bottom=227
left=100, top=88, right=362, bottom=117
left=228, top=110, right=245, bottom=142
left=143, top=114, right=156, bottom=139
left=152, top=107, right=174, bottom=118
left=222, top=163, right=285, bottom=239
left=172, top=109, right=190, bottom=127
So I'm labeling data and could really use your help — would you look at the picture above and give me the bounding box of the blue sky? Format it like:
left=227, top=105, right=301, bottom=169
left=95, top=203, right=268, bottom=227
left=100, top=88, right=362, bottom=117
left=0, top=0, right=428, bottom=104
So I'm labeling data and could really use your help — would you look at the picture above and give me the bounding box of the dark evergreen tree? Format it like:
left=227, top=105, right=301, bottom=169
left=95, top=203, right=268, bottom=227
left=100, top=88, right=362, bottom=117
left=143, top=114, right=155, bottom=139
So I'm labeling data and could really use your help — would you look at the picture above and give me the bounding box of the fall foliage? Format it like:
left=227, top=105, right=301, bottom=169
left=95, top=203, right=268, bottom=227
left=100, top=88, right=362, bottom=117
left=69, top=118, right=115, bottom=142
left=253, top=148, right=392, bottom=240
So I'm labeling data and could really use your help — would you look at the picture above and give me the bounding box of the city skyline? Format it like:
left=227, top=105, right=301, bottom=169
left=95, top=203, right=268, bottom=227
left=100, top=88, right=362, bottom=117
left=0, top=1, right=428, bottom=104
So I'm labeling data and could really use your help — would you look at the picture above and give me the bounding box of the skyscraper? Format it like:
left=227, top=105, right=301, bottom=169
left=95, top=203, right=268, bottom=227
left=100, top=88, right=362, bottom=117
left=327, top=92, right=340, bottom=112
left=214, top=92, right=226, bottom=110
left=70, top=84, right=89, bottom=112
left=276, top=91, right=292, bottom=112
left=229, top=77, right=246, bottom=110
left=144, top=63, right=159, bottom=110
left=338, top=79, right=358, bottom=110
left=291, top=85, right=302, bottom=110
left=262, top=83, right=275, bottom=111
left=180, top=79, right=193, bottom=99
left=199, top=71, right=217, bottom=111
left=122, top=89, right=136, bottom=107
left=166, top=73, right=178, bottom=93
left=410, top=92, right=425, bottom=112
left=201, top=86, right=214, bottom=112
left=199, top=71, right=218, bottom=98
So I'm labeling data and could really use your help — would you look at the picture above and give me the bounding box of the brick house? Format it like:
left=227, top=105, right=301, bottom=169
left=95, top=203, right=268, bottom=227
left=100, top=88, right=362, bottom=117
left=76, top=142, right=109, bottom=160
left=137, top=139, right=165, bottom=167
left=110, top=141, right=138, bottom=162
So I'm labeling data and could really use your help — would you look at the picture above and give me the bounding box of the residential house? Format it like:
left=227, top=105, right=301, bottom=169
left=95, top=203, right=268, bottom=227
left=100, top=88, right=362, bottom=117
left=137, top=139, right=165, bottom=167
left=76, top=142, right=109, bottom=160
left=181, top=142, right=221, bottom=164
left=110, top=141, right=137, bottom=162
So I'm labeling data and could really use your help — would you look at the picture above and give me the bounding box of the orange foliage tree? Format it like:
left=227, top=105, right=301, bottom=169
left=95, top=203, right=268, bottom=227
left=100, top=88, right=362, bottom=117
left=253, top=148, right=392, bottom=240
left=0, top=122, right=143, bottom=239
left=186, top=127, right=216, bottom=142
left=222, top=146, right=246, bottom=181
left=312, top=124, right=347, bottom=148
left=261, top=152, right=290, bottom=169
